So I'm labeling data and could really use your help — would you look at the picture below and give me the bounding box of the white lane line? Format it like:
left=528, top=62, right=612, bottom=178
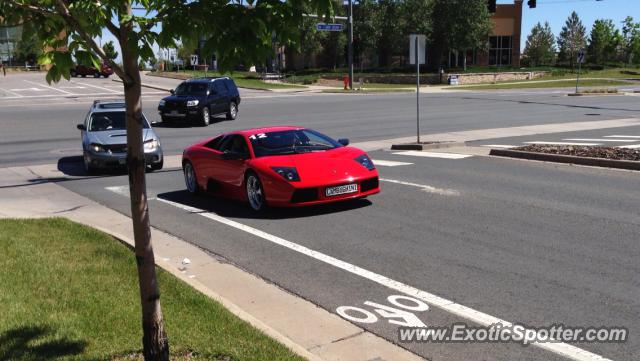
left=563, top=138, right=636, bottom=143
left=604, top=135, right=640, bottom=139
left=372, top=159, right=413, bottom=167
left=392, top=151, right=473, bottom=159
left=24, top=79, right=73, bottom=95
left=10, top=87, right=47, bottom=92
left=618, top=144, right=640, bottom=149
left=155, top=197, right=611, bottom=361
left=0, top=87, right=23, bottom=97
left=524, top=141, right=601, bottom=146
left=105, top=186, right=156, bottom=200
left=481, top=144, right=517, bottom=149
left=379, top=178, right=460, bottom=196
left=71, top=80, right=121, bottom=94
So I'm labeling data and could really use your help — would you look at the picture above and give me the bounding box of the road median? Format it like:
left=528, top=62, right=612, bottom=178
left=489, top=147, right=640, bottom=171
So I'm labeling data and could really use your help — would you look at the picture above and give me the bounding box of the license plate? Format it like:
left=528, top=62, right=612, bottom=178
left=326, top=183, right=358, bottom=197
left=118, top=158, right=126, bottom=165
left=170, top=110, right=179, bottom=115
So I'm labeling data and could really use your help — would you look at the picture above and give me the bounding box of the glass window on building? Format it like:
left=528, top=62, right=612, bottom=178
left=0, top=25, right=23, bottom=64
left=488, top=35, right=512, bottom=66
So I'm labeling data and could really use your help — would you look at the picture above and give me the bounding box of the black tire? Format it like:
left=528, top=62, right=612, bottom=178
left=83, top=152, right=96, bottom=175
left=150, top=160, right=164, bottom=171
left=183, top=161, right=200, bottom=194
left=245, top=171, right=266, bottom=212
left=81, top=74, right=86, bottom=78
left=200, top=106, right=210, bottom=126
left=70, top=70, right=77, bottom=77
left=93, top=72, right=100, bottom=78
left=226, top=101, right=238, bottom=120
left=103, top=74, right=110, bottom=78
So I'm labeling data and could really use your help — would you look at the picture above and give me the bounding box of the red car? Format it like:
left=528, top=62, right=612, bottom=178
left=70, top=63, right=114, bottom=78
left=182, top=126, right=380, bottom=211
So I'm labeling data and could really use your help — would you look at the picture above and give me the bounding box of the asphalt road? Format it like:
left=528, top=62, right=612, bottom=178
left=55, top=150, right=639, bottom=361
left=2, top=72, right=640, bottom=167
left=2, top=72, right=639, bottom=360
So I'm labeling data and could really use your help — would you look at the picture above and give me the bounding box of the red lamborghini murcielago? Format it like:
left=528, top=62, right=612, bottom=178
left=181, top=126, right=380, bottom=211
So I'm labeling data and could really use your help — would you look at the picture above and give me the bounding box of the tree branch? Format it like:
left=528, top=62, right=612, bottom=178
left=53, top=0, right=132, bottom=84
left=6, top=0, right=57, bottom=17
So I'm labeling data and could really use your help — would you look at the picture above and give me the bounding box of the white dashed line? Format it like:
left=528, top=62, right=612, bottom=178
left=154, top=196, right=611, bottom=361
left=392, top=151, right=472, bottom=159
left=604, top=135, right=640, bottom=139
left=372, top=159, right=413, bottom=167
left=379, top=178, right=460, bottom=196
left=524, top=141, right=601, bottom=146
left=71, top=80, right=121, bottom=94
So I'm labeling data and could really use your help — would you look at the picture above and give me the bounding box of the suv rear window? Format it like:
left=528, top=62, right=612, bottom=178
left=224, top=79, right=238, bottom=94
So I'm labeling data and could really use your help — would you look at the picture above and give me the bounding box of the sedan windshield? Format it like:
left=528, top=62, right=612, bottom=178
left=249, top=129, right=342, bottom=157
left=174, top=82, right=208, bottom=96
left=88, top=112, right=149, bottom=131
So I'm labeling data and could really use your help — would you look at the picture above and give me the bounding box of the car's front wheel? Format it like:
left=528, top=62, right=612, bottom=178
left=83, top=152, right=96, bottom=175
left=200, top=107, right=210, bottom=127
left=226, top=101, right=238, bottom=120
left=183, top=161, right=199, bottom=194
left=93, top=72, right=100, bottom=78
left=246, top=172, right=266, bottom=211
left=150, top=160, right=164, bottom=171
left=70, top=70, right=77, bottom=77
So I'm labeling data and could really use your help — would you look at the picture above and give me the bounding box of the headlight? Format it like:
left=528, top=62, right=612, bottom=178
left=186, top=100, right=199, bottom=107
left=354, top=154, right=375, bottom=170
left=158, top=99, right=166, bottom=107
left=144, top=139, right=159, bottom=152
left=90, top=143, right=105, bottom=153
left=272, top=167, right=300, bottom=182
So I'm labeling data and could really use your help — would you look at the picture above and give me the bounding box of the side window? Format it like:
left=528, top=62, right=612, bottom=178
left=219, top=135, right=248, bottom=155
left=214, top=81, right=227, bottom=96
left=204, top=135, right=224, bottom=150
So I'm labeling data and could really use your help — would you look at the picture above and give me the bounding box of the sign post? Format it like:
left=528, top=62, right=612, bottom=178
left=190, top=54, right=198, bottom=72
left=409, top=34, right=426, bottom=144
left=575, top=49, right=584, bottom=94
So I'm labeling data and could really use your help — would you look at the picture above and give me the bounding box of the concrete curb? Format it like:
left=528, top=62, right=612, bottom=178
left=567, top=92, right=623, bottom=97
left=489, top=148, right=640, bottom=171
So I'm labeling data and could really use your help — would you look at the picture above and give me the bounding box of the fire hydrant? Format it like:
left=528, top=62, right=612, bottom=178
left=343, top=75, right=350, bottom=90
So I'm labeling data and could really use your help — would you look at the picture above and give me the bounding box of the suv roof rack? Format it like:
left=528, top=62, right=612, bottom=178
left=187, top=76, right=229, bottom=82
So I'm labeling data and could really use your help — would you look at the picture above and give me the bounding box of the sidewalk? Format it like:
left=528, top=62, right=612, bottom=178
left=0, top=163, right=423, bottom=361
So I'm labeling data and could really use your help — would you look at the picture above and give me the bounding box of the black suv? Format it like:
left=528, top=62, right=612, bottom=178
left=158, top=77, right=241, bottom=126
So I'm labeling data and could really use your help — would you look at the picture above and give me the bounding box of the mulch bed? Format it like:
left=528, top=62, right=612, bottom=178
left=514, top=144, right=640, bottom=162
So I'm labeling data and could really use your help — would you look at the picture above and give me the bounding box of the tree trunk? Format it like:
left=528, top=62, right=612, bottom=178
left=122, top=42, right=169, bottom=361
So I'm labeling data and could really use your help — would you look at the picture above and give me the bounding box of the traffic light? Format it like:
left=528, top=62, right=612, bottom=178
left=527, top=0, right=536, bottom=8
left=487, top=0, right=496, bottom=13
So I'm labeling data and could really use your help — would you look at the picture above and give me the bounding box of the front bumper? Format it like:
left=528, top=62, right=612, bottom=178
left=85, top=148, right=163, bottom=169
left=158, top=106, right=201, bottom=121
left=265, top=175, right=380, bottom=207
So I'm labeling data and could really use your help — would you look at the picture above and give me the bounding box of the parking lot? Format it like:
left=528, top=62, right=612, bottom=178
left=2, top=71, right=640, bottom=360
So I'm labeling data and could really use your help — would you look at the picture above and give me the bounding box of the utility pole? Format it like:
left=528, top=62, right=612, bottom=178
left=347, top=0, right=354, bottom=90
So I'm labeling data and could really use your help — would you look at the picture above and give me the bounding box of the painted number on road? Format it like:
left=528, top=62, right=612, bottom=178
left=336, top=295, right=430, bottom=327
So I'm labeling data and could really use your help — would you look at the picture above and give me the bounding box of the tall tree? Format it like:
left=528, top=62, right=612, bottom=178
left=353, top=0, right=381, bottom=69
left=102, top=40, right=118, bottom=61
left=376, top=0, right=404, bottom=67
left=557, top=11, right=587, bottom=69
left=400, top=0, right=432, bottom=66
left=0, top=1, right=334, bottom=360
left=430, top=0, right=492, bottom=70
left=588, top=19, right=622, bottom=65
left=621, top=16, right=640, bottom=65
left=14, top=32, right=42, bottom=64
left=298, top=16, right=325, bottom=68
left=523, top=22, right=556, bottom=67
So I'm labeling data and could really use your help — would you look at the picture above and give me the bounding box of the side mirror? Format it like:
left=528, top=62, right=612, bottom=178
left=222, top=151, right=247, bottom=160
left=169, top=89, right=175, bottom=95
left=338, top=138, right=350, bottom=146
left=77, top=124, right=86, bottom=131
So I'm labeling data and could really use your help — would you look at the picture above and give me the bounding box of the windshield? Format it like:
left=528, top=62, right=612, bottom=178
left=249, top=129, right=342, bottom=157
left=174, top=82, right=208, bottom=96
left=88, top=111, right=149, bottom=131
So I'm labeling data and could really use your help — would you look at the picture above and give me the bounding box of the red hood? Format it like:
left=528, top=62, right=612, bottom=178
left=255, top=147, right=374, bottom=185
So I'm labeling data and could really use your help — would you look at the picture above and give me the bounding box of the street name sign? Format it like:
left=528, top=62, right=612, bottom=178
left=316, top=23, right=344, bottom=31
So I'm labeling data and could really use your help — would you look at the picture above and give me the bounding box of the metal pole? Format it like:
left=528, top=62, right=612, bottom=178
left=348, top=0, right=354, bottom=90
left=575, top=59, right=581, bottom=94
left=415, top=37, right=420, bottom=144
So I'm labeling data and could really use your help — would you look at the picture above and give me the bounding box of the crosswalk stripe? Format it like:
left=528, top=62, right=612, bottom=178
left=563, top=138, right=636, bottom=143
left=481, top=144, right=517, bottom=149
left=373, top=159, right=413, bottom=167
left=524, top=141, right=601, bottom=146
left=604, top=135, right=640, bottom=139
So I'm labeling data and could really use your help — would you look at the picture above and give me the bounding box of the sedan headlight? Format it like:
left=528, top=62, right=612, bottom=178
left=90, top=143, right=105, bottom=153
left=158, top=99, right=166, bottom=107
left=272, top=167, right=300, bottom=182
left=186, top=100, right=199, bottom=107
left=354, top=154, right=375, bottom=170
left=144, top=139, right=159, bottom=152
